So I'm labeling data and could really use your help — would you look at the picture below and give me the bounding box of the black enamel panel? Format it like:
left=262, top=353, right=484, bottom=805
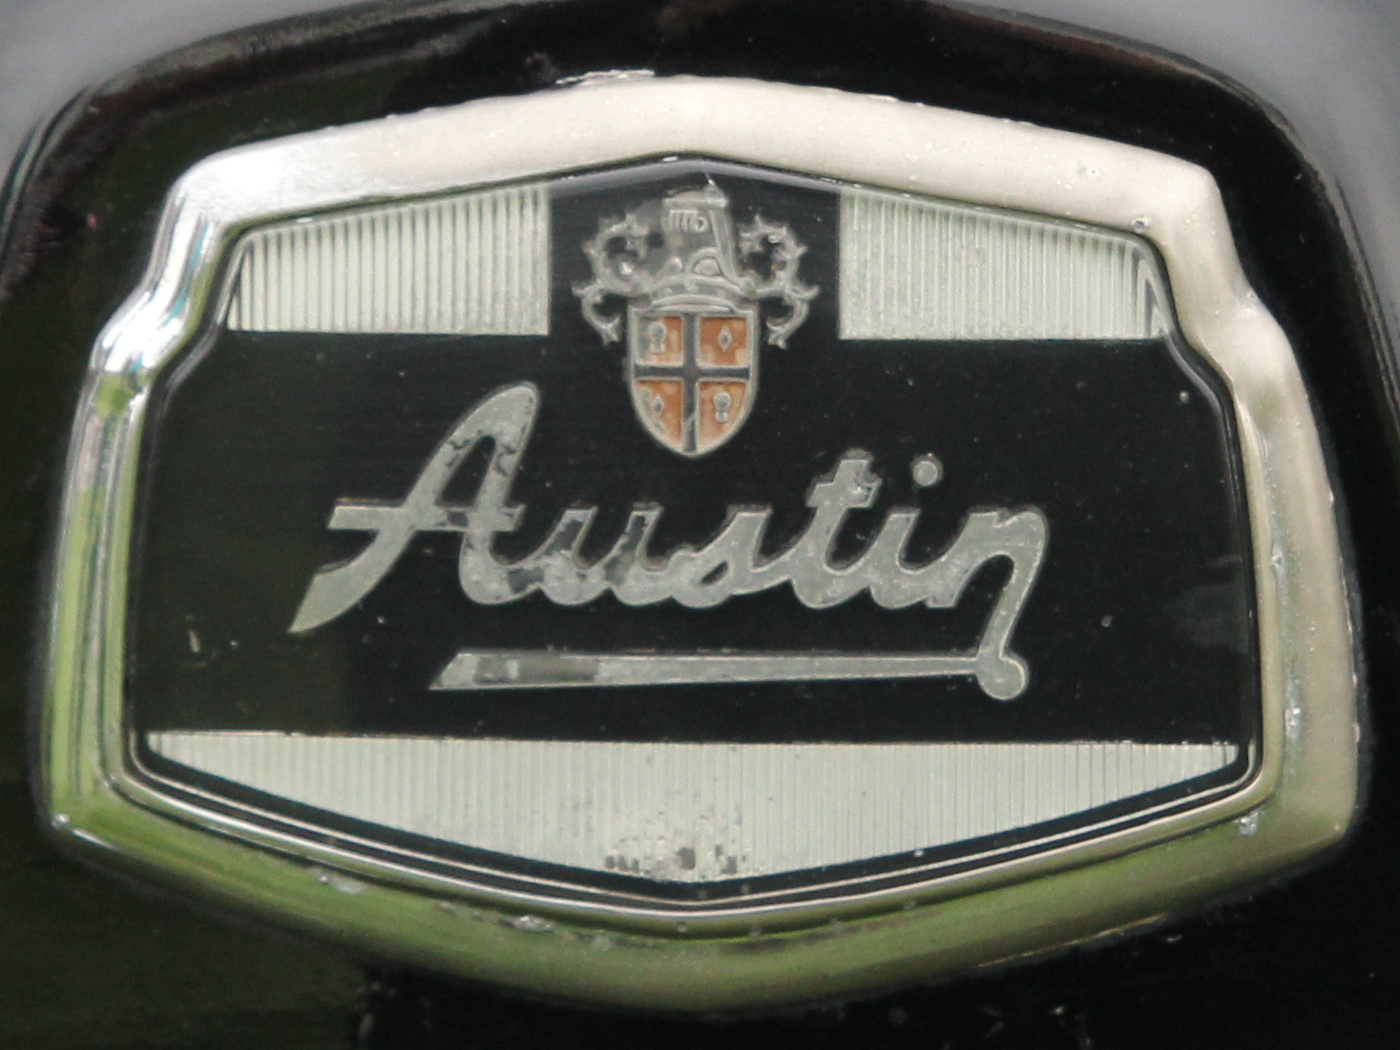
left=123, top=158, right=1259, bottom=900
left=127, top=160, right=1257, bottom=762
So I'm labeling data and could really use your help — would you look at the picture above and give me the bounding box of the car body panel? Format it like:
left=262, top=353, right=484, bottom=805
left=1, top=1, right=1396, bottom=1045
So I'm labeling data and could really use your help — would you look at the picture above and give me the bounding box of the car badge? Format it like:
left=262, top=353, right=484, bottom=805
left=575, top=182, right=815, bottom=455
left=39, top=77, right=1359, bottom=1012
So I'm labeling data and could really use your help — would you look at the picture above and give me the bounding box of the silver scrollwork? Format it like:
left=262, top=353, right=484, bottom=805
left=573, top=183, right=817, bottom=347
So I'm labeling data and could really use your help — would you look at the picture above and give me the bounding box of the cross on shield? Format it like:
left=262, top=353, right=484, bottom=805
left=629, top=300, right=758, bottom=456
left=574, top=182, right=816, bottom=458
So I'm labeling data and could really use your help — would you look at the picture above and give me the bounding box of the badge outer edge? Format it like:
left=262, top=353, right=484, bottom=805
left=38, top=76, right=1358, bottom=1011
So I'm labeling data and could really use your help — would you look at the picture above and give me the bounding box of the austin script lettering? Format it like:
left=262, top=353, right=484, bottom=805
left=289, top=383, right=1048, bottom=700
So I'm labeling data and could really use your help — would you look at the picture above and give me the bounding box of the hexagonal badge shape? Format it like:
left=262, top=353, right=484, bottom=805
left=41, top=77, right=1357, bottom=1012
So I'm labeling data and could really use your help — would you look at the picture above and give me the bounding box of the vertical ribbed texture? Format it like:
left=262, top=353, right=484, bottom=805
left=225, top=182, right=549, bottom=335
left=839, top=188, right=1167, bottom=340
left=148, top=734, right=1236, bottom=882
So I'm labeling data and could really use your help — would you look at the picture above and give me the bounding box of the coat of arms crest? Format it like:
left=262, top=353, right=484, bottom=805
left=574, top=183, right=817, bottom=456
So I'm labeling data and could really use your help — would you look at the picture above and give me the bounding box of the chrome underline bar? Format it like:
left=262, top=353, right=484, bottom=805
left=431, top=650, right=984, bottom=691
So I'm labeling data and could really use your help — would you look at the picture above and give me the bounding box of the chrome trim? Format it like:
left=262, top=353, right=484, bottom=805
left=41, top=76, right=1357, bottom=1011
left=431, top=649, right=1012, bottom=692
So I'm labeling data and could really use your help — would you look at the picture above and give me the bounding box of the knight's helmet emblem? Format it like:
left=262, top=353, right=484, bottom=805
left=574, top=182, right=818, bottom=456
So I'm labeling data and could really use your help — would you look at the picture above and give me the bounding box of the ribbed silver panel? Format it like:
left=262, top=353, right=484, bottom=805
left=225, top=183, right=549, bottom=335
left=148, top=734, right=1236, bottom=882
left=840, top=189, right=1167, bottom=340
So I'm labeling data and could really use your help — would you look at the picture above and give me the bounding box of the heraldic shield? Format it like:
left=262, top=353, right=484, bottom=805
left=576, top=182, right=817, bottom=456
left=628, top=300, right=758, bottom=454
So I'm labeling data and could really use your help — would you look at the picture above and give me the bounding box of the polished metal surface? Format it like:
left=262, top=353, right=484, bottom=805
left=432, top=650, right=1021, bottom=693
left=39, top=76, right=1357, bottom=1010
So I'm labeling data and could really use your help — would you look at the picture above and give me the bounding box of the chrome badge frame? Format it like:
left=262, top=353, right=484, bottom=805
left=40, top=77, right=1358, bottom=1011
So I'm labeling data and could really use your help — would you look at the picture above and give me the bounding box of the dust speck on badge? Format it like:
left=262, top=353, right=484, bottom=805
left=1285, top=701, right=1304, bottom=741
left=910, top=453, right=942, bottom=488
left=313, top=868, right=367, bottom=895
